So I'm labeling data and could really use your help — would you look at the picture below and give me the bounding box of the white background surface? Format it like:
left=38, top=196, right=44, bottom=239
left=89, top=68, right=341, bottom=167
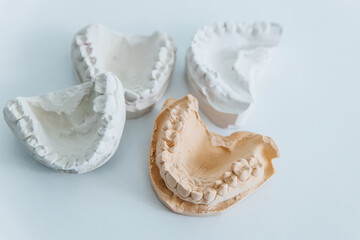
left=1, top=0, right=359, bottom=239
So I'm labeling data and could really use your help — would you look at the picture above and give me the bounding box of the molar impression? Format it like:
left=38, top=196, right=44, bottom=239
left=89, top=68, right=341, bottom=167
left=3, top=73, right=126, bottom=174
left=149, top=95, right=279, bottom=215
left=186, top=21, right=282, bottom=128
left=71, top=24, right=176, bottom=119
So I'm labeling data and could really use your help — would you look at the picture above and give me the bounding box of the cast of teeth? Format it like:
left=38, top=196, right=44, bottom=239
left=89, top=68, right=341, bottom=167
left=3, top=73, right=126, bottom=174
left=186, top=21, right=282, bottom=128
left=154, top=101, right=265, bottom=205
left=71, top=24, right=177, bottom=118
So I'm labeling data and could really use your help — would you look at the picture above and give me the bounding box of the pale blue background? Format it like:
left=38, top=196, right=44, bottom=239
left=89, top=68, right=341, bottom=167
left=0, top=0, right=359, bottom=239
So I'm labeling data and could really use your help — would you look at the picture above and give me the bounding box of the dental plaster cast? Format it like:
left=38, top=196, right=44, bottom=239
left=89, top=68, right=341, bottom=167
left=186, top=22, right=282, bottom=128
left=3, top=73, right=126, bottom=174
left=149, top=95, right=279, bottom=215
left=71, top=24, right=177, bottom=119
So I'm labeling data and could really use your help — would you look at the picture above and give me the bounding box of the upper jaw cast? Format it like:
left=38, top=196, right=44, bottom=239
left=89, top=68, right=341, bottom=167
left=71, top=24, right=177, bottom=119
left=3, top=72, right=126, bottom=174
left=186, top=21, right=282, bottom=128
left=150, top=95, right=280, bottom=215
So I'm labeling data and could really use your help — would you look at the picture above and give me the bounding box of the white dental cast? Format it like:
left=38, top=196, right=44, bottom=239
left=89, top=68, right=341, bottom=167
left=186, top=21, right=282, bottom=128
left=3, top=72, right=126, bottom=174
left=71, top=24, right=177, bottom=119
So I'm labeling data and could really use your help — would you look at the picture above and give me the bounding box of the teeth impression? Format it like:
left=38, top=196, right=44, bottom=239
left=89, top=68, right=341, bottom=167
left=71, top=24, right=177, bottom=119
left=3, top=72, right=126, bottom=174
left=186, top=21, right=282, bottom=128
left=149, top=95, right=280, bottom=216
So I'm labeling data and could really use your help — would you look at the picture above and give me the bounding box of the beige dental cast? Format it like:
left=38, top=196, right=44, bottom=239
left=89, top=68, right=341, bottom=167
left=149, top=95, right=279, bottom=215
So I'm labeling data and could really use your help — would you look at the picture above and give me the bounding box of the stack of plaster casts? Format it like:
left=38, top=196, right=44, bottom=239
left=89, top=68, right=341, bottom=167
left=3, top=22, right=282, bottom=215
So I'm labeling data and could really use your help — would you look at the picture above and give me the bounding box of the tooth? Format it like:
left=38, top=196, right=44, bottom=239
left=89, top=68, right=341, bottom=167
left=178, top=116, right=186, bottom=124
left=163, top=139, right=175, bottom=149
left=93, top=95, right=116, bottom=114
left=252, top=22, right=269, bottom=36
left=97, top=127, right=113, bottom=141
left=176, top=182, right=191, bottom=198
left=149, top=81, right=159, bottom=94
left=191, top=191, right=203, bottom=201
left=164, top=37, right=176, bottom=52
left=53, top=156, right=68, bottom=169
left=76, top=49, right=84, bottom=61
left=203, top=26, right=213, bottom=37
left=158, top=141, right=168, bottom=151
left=252, top=167, right=263, bottom=177
left=204, top=72, right=218, bottom=88
left=196, top=65, right=206, bottom=79
left=140, top=89, right=150, bottom=99
left=83, top=57, right=92, bottom=67
left=218, top=184, right=228, bottom=196
left=195, top=30, right=207, bottom=43
left=204, top=188, right=217, bottom=202
left=159, top=47, right=174, bottom=65
left=151, top=69, right=162, bottom=80
left=89, top=57, right=97, bottom=64
left=94, top=73, right=117, bottom=94
left=65, top=156, right=77, bottom=169
left=172, top=122, right=183, bottom=131
left=75, top=35, right=87, bottom=46
left=228, top=175, right=238, bottom=187
left=93, top=140, right=108, bottom=155
left=34, top=146, right=48, bottom=159
left=80, top=45, right=91, bottom=57
left=156, top=150, right=170, bottom=165
left=16, top=117, right=36, bottom=140
left=160, top=163, right=170, bottom=179
left=213, top=180, right=223, bottom=188
left=76, top=155, right=87, bottom=166
left=85, top=66, right=96, bottom=79
left=232, top=159, right=250, bottom=175
left=239, top=168, right=251, bottom=181
left=248, top=157, right=258, bottom=167
left=86, top=150, right=98, bottom=163
left=25, top=135, right=40, bottom=151
left=165, top=172, right=178, bottom=189
left=223, top=171, right=232, bottom=180
left=214, top=22, right=225, bottom=34
left=100, top=113, right=116, bottom=128
left=155, top=61, right=166, bottom=73
left=163, top=121, right=172, bottom=130
left=4, top=99, right=26, bottom=123
left=225, top=22, right=236, bottom=33
left=124, top=90, right=140, bottom=103
left=43, top=152, right=59, bottom=163
left=164, top=130, right=176, bottom=141
left=236, top=22, right=246, bottom=33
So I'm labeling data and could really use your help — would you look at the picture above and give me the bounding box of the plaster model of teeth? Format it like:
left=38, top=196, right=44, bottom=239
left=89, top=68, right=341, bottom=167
left=186, top=22, right=282, bottom=128
left=71, top=24, right=177, bottom=119
left=149, top=95, right=279, bottom=215
left=3, top=72, right=126, bottom=174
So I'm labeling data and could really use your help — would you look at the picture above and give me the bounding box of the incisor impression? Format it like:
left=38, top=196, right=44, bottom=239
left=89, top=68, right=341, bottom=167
left=149, top=95, right=279, bottom=215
